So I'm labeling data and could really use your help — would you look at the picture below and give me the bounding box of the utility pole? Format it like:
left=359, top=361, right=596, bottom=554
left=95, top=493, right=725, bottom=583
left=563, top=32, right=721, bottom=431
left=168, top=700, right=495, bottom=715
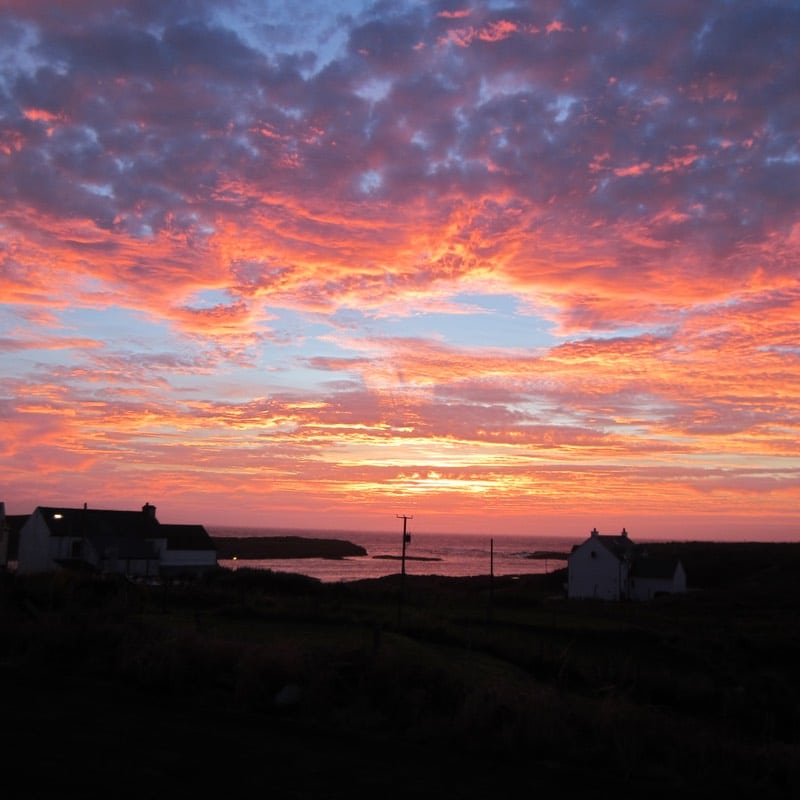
left=396, top=514, right=413, bottom=626
left=487, top=538, right=495, bottom=625
left=398, top=514, right=413, bottom=576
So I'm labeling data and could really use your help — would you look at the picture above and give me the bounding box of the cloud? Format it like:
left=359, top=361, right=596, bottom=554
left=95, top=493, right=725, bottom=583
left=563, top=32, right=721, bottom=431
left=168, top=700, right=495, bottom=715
left=0, top=1, right=798, bottom=535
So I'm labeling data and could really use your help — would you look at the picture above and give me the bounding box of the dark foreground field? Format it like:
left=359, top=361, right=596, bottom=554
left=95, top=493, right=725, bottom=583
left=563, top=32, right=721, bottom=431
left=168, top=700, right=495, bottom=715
left=2, top=541, right=800, bottom=799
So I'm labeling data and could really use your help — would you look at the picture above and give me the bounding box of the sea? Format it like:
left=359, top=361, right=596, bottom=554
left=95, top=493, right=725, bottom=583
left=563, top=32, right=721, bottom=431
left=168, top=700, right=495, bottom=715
left=208, top=527, right=580, bottom=583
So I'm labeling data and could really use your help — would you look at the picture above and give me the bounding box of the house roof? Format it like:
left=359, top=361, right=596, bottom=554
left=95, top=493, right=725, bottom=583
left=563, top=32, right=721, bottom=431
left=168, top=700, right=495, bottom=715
left=596, top=534, right=636, bottom=558
left=37, top=506, right=161, bottom=538
left=5, top=514, right=29, bottom=534
left=570, top=530, right=636, bottom=560
left=34, top=507, right=215, bottom=551
left=159, top=524, right=216, bottom=552
left=34, top=506, right=214, bottom=551
left=35, top=506, right=162, bottom=561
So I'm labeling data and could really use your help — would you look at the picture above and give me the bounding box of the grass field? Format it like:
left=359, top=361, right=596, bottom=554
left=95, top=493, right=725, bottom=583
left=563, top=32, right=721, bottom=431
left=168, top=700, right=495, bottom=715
left=2, top=541, right=799, bottom=798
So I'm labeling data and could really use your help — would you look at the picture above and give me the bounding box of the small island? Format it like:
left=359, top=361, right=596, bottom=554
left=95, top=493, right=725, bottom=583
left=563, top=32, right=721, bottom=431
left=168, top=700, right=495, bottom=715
left=372, top=554, right=443, bottom=562
left=526, top=550, right=570, bottom=561
left=212, top=536, right=367, bottom=560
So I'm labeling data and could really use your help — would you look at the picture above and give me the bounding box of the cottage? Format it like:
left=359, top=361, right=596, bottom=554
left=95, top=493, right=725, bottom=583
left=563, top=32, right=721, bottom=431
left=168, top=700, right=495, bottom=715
left=16, top=503, right=217, bottom=580
left=567, top=527, right=686, bottom=601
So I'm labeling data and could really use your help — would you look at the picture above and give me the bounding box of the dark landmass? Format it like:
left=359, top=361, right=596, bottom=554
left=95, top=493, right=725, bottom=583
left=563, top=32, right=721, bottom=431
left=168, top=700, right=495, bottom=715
left=212, top=535, right=366, bottom=560
left=526, top=549, right=570, bottom=560
left=3, top=539, right=800, bottom=798
left=372, top=554, right=443, bottom=562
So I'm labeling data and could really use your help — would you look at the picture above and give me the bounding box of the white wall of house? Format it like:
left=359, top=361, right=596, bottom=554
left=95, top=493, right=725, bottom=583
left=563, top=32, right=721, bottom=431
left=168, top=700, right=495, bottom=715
left=674, top=562, right=687, bottom=592
left=16, top=509, right=73, bottom=574
left=567, top=539, right=630, bottom=600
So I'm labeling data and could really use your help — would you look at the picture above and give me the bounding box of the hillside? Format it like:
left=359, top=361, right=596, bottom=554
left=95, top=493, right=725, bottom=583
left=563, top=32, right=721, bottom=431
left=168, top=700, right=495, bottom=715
left=2, top=540, right=799, bottom=797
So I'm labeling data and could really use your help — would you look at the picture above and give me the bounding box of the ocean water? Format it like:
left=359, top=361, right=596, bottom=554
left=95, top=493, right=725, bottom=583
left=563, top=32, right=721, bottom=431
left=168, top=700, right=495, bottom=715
left=208, top=527, right=579, bottom=583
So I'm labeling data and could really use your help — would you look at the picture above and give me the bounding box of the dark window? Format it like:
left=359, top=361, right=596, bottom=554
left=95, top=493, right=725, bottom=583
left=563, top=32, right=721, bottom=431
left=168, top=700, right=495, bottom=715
left=70, top=540, right=83, bottom=558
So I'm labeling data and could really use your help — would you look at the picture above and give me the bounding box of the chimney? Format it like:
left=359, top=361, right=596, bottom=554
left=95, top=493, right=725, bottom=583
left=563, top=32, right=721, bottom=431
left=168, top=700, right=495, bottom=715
left=591, top=527, right=599, bottom=537
left=142, top=502, right=156, bottom=519
left=621, top=527, right=628, bottom=537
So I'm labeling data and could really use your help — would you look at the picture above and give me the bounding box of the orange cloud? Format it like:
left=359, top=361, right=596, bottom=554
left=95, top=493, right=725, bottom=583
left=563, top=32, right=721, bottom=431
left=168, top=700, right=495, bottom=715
left=1, top=1, right=798, bottom=539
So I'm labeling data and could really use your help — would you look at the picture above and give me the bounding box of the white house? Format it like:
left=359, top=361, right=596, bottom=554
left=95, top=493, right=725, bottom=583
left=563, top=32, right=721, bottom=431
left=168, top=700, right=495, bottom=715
left=16, top=503, right=217, bottom=579
left=567, top=527, right=687, bottom=601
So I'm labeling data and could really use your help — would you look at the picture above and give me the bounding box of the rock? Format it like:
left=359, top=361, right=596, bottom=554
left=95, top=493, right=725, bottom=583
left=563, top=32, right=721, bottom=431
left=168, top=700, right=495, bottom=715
left=273, top=683, right=302, bottom=708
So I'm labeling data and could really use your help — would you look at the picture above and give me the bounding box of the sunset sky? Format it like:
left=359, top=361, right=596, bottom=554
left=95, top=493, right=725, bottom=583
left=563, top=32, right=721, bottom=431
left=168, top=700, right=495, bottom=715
left=1, top=1, right=799, bottom=540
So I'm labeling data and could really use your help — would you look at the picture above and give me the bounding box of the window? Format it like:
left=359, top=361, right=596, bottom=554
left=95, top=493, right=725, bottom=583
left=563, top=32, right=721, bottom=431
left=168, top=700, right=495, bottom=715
left=70, top=540, right=83, bottom=558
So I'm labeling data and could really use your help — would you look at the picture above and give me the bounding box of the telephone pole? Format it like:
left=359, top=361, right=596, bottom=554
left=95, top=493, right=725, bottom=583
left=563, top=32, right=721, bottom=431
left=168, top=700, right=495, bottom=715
left=488, top=537, right=494, bottom=624
left=397, top=514, right=413, bottom=576
left=396, top=514, right=413, bottom=626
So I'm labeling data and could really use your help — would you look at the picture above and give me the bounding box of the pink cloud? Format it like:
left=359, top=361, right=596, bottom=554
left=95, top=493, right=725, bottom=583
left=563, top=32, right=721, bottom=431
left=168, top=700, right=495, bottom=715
left=1, top=1, right=798, bottom=538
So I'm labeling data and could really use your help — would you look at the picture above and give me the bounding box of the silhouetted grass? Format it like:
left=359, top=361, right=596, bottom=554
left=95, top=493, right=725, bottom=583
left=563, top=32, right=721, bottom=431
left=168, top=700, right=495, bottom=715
left=2, top=542, right=800, bottom=797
